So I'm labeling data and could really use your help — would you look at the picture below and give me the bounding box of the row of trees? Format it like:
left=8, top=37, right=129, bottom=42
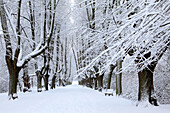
left=0, top=0, right=169, bottom=106
left=0, top=0, right=75, bottom=99
left=74, top=0, right=169, bottom=106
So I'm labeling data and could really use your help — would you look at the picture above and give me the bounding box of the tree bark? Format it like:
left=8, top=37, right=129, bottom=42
left=116, top=60, right=122, bottom=96
left=98, top=74, right=104, bottom=89
left=97, top=73, right=104, bottom=92
left=136, top=50, right=167, bottom=105
left=94, top=78, right=98, bottom=90
left=51, top=75, right=56, bottom=89
left=138, top=68, right=153, bottom=101
left=8, top=66, right=21, bottom=99
left=36, top=70, right=43, bottom=92
left=44, top=74, right=49, bottom=91
left=89, top=75, right=92, bottom=88
left=107, top=64, right=116, bottom=89
left=138, top=64, right=158, bottom=106
left=23, top=64, right=30, bottom=92
left=64, top=37, right=68, bottom=79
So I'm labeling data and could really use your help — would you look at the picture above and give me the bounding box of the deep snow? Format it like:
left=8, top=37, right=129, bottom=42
left=0, top=84, right=170, bottom=113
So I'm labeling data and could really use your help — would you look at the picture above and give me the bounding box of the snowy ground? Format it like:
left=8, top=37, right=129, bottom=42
left=0, top=85, right=170, bottom=113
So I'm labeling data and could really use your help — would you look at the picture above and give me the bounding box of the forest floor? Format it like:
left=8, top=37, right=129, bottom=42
left=0, top=84, right=170, bottom=113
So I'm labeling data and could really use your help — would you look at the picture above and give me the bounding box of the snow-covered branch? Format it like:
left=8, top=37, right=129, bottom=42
left=17, top=43, right=47, bottom=67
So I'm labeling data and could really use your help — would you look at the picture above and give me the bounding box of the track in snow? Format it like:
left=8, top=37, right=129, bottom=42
left=0, top=85, right=170, bottom=113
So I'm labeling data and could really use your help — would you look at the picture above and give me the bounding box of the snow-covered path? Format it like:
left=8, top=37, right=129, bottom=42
left=0, top=85, right=170, bottom=113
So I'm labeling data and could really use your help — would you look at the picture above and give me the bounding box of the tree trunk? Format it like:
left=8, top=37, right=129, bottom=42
left=94, top=73, right=100, bottom=90
left=89, top=75, right=92, bottom=88
left=107, top=64, right=115, bottom=89
left=116, top=60, right=122, bottom=95
left=44, top=74, right=49, bottom=91
left=59, top=76, right=64, bottom=86
left=98, top=73, right=104, bottom=92
left=51, top=75, right=56, bottom=89
left=9, top=69, right=20, bottom=99
left=23, top=64, right=30, bottom=92
left=137, top=52, right=162, bottom=106
left=36, top=70, right=43, bottom=92
left=7, top=59, right=21, bottom=99
left=138, top=68, right=152, bottom=101
left=94, top=78, right=98, bottom=90
left=138, top=66, right=158, bottom=106
left=98, top=74, right=103, bottom=88
left=64, top=37, right=67, bottom=79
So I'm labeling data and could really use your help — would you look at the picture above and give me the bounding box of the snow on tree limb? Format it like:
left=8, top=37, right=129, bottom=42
left=17, top=43, right=47, bottom=67
left=74, top=0, right=170, bottom=79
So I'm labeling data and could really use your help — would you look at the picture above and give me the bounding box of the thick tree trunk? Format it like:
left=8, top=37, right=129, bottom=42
left=10, top=72, right=18, bottom=99
left=107, top=64, right=115, bottom=89
left=11, top=73, right=19, bottom=98
left=116, top=60, right=122, bottom=96
left=44, top=74, right=49, bottom=91
left=138, top=66, right=158, bottom=106
left=137, top=52, right=161, bottom=106
left=138, top=68, right=152, bottom=101
left=7, top=62, right=20, bottom=99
